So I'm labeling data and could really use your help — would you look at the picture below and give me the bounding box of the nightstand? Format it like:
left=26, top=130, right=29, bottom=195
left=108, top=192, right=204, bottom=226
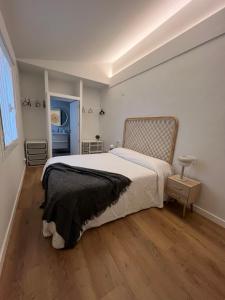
left=166, top=175, right=201, bottom=217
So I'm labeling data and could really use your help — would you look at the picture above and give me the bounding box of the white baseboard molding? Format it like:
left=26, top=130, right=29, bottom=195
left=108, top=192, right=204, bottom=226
left=193, top=204, right=225, bottom=229
left=0, top=166, right=26, bottom=277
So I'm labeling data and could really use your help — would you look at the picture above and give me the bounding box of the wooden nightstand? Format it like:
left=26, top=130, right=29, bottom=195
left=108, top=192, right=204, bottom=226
left=166, top=175, right=201, bottom=217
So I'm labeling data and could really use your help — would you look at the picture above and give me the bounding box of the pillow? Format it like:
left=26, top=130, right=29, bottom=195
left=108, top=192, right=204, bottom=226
left=110, top=147, right=172, bottom=176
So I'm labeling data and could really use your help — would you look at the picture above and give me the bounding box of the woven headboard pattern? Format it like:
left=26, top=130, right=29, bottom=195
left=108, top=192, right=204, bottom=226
left=123, top=116, right=178, bottom=164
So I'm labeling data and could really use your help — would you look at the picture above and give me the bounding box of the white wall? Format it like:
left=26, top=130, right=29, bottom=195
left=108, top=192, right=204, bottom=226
left=20, top=69, right=102, bottom=144
left=20, top=70, right=47, bottom=140
left=48, top=76, right=80, bottom=97
left=82, top=86, right=101, bottom=140
left=0, top=10, right=25, bottom=273
left=101, top=34, right=225, bottom=222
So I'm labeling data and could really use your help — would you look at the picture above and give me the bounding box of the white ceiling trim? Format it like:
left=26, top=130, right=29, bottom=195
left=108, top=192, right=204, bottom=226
left=110, top=8, right=225, bottom=87
left=108, top=0, right=192, bottom=62
left=111, top=0, right=225, bottom=76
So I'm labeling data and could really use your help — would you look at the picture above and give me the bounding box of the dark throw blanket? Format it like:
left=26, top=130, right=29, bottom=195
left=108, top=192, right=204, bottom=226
left=41, top=163, right=131, bottom=248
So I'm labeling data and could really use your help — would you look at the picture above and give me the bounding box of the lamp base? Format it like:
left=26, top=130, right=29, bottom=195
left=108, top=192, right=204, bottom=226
left=180, top=166, right=185, bottom=180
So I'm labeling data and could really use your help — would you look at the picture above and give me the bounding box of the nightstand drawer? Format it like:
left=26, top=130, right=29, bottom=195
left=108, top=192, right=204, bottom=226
left=167, top=178, right=189, bottom=198
left=166, top=187, right=187, bottom=204
left=166, top=175, right=201, bottom=217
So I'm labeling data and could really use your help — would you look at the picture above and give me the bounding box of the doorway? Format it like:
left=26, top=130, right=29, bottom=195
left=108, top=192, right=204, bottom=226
left=50, top=95, right=80, bottom=157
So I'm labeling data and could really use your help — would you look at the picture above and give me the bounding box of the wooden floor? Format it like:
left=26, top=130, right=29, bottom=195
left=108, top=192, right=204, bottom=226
left=0, top=167, right=225, bottom=300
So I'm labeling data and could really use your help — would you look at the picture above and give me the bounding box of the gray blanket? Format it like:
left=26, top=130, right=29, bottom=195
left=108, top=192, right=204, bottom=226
left=41, top=163, right=131, bottom=248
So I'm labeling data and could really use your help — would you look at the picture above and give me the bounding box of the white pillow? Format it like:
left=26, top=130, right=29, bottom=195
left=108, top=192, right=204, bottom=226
left=110, top=147, right=172, bottom=175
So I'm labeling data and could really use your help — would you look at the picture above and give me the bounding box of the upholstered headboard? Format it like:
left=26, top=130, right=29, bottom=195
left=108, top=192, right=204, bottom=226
left=123, top=116, right=178, bottom=164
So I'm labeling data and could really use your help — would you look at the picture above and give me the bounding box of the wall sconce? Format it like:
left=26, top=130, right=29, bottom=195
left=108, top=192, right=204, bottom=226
left=99, top=109, right=105, bottom=115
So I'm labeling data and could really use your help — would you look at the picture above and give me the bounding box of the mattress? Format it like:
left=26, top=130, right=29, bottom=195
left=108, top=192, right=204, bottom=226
left=42, top=148, right=172, bottom=248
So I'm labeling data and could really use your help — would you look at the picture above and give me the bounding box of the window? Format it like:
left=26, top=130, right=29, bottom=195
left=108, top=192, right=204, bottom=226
left=0, top=35, right=18, bottom=148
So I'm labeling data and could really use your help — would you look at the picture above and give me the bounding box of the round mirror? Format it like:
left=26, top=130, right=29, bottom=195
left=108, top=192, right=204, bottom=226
left=51, top=108, right=68, bottom=127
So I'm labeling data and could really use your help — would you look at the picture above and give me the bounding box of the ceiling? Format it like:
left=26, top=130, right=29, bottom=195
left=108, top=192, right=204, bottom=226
left=0, top=0, right=191, bottom=63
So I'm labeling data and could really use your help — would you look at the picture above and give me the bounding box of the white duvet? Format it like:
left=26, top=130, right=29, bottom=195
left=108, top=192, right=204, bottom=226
left=42, top=148, right=172, bottom=249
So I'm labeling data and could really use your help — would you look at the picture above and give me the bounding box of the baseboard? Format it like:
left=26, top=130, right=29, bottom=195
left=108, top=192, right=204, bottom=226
left=193, top=204, right=225, bottom=228
left=0, top=166, right=26, bottom=277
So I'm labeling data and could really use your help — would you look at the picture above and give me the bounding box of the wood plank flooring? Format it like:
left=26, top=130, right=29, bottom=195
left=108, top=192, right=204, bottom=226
left=0, top=166, right=225, bottom=300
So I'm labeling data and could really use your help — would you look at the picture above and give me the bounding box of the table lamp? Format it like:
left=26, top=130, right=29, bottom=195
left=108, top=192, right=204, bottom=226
left=178, top=155, right=197, bottom=180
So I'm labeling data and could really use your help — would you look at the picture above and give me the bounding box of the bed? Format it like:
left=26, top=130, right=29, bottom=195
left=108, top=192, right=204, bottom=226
left=42, top=116, right=178, bottom=249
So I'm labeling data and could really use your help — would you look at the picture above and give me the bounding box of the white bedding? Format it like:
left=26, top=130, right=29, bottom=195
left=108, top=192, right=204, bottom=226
left=42, top=148, right=172, bottom=249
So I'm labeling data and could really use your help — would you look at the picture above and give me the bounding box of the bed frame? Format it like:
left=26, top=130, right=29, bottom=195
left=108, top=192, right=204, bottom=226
left=123, top=116, right=178, bottom=164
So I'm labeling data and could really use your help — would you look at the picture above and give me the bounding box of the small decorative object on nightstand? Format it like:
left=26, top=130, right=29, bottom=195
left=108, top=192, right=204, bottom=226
left=178, top=155, right=197, bottom=180
left=166, top=175, right=201, bottom=217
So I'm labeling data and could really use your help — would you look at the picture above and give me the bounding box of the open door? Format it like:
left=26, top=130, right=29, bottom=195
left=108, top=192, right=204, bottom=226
left=70, top=100, right=80, bottom=154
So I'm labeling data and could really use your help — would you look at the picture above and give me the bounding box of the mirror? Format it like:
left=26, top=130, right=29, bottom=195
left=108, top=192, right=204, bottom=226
left=51, top=108, right=68, bottom=127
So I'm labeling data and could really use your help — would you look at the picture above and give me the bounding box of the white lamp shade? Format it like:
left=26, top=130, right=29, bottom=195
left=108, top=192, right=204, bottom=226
left=178, top=155, right=196, bottom=166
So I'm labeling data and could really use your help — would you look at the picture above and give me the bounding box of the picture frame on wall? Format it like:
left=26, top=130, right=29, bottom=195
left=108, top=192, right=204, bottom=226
left=51, top=109, right=61, bottom=126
